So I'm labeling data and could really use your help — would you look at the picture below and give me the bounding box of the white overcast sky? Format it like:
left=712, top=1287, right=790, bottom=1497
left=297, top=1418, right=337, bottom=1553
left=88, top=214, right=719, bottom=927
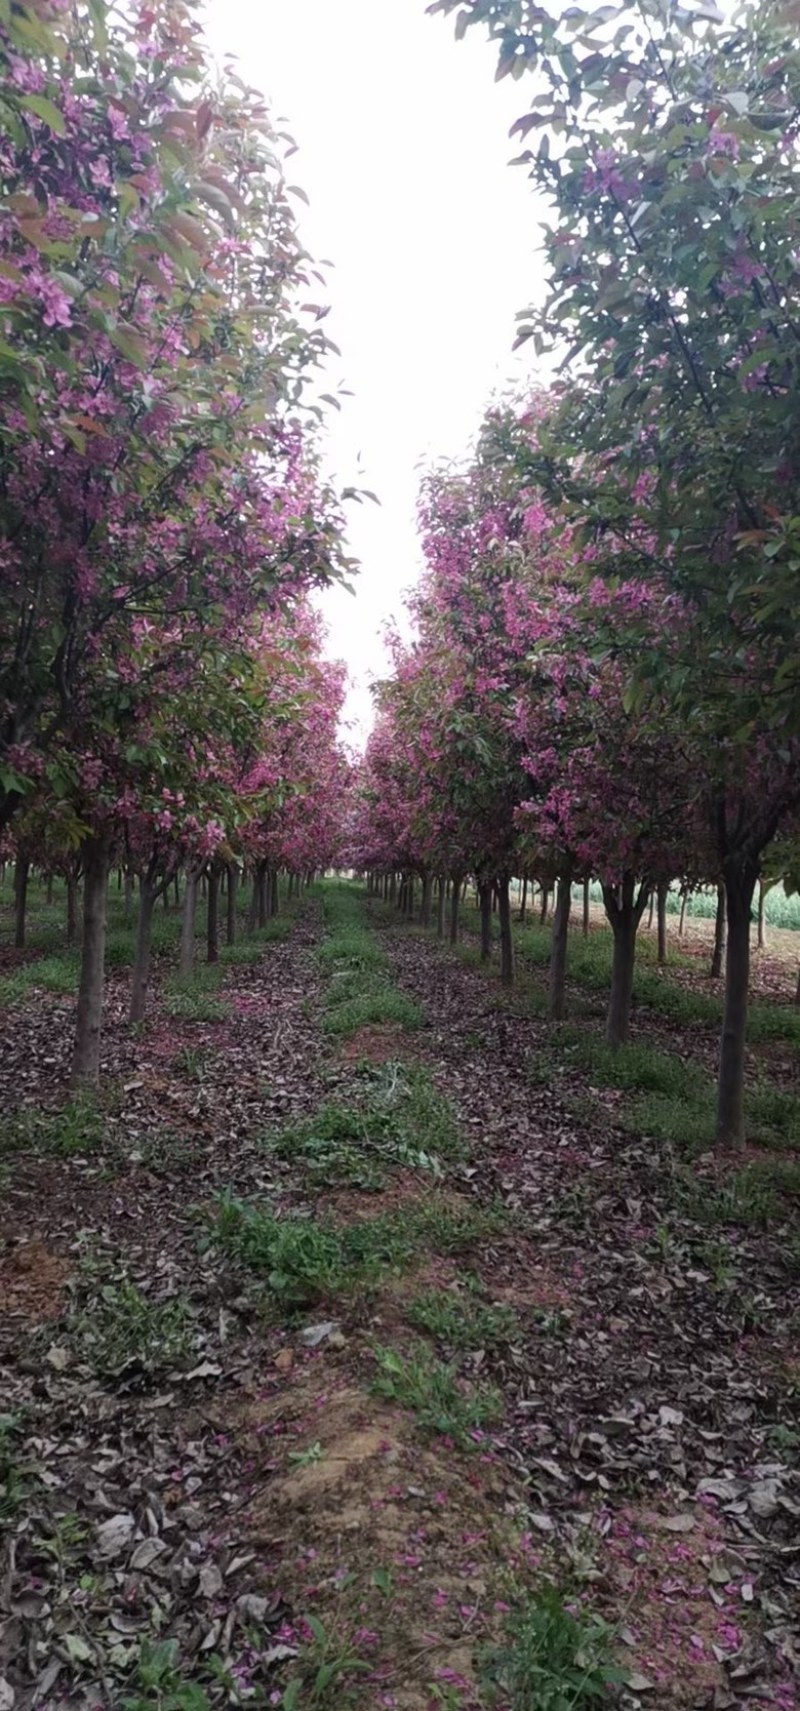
left=204, top=0, right=543, bottom=738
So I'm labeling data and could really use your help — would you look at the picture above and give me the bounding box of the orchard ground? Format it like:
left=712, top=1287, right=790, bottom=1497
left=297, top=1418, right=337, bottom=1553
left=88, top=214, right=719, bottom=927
left=0, top=879, right=798, bottom=1711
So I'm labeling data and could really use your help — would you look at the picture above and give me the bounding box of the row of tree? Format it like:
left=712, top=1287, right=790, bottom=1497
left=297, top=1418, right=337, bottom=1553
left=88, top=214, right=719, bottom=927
left=0, top=0, right=353, bottom=1078
left=352, top=0, right=800, bottom=1149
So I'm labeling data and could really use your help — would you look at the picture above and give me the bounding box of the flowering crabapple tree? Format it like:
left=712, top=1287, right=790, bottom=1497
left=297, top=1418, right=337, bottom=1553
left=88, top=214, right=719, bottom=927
left=431, top=0, right=800, bottom=1145
left=513, top=579, right=700, bottom=1043
left=0, top=0, right=352, bottom=1078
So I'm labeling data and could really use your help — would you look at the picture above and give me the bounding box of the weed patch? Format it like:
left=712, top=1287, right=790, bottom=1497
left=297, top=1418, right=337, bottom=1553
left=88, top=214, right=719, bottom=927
left=371, top=1341, right=502, bottom=1445
left=481, top=1586, right=622, bottom=1711
left=323, top=985, right=422, bottom=1037
left=166, top=989, right=229, bottom=1023
left=677, top=1157, right=800, bottom=1230
left=211, top=1191, right=501, bottom=1310
left=407, top=1285, right=519, bottom=1348
left=622, top=1089, right=715, bottom=1154
left=1, top=1093, right=105, bottom=1158
left=280, top=1614, right=371, bottom=1709
left=0, top=1412, right=28, bottom=1519
left=560, top=1032, right=708, bottom=1099
left=67, top=1258, right=194, bottom=1379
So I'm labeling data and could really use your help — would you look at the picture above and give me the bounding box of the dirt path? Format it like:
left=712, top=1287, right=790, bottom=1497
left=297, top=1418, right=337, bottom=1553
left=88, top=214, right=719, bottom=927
left=1, top=888, right=798, bottom=1711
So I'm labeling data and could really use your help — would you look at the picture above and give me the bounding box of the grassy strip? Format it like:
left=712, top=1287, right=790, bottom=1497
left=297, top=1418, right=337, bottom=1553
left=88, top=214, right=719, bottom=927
left=0, top=886, right=297, bottom=1007
left=318, top=883, right=423, bottom=1035
left=267, top=1062, right=467, bottom=1191
left=1, top=1092, right=106, bottom=1159
left=211, top=1192, right=504, bottom=1312
left=514, top=914, right=800, bottom=1042
left=449, top=899, right=800, bottom=1042
left=522, top=1030, right=800, bottom=1242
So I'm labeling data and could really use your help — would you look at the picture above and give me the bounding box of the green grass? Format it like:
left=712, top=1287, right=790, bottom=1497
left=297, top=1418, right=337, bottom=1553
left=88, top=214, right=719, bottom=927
left=371, top=1341, right=502, bottom=1446
left=0, top=1412, right=28, bottom=1519
left=105, top=929, right=135, bottom=969
left=212, top=1197, right=408, bottom=1307
left=269, top=1082, right=462, bottom=1191
left=353, top=1059, right=466, bottom=1162
left=747, top=1003, right=800, bottom=1045
left=323, top=986, right=422, bottom=1036
left=316, top=883, right=425, bottom=1037
left=1, top=1093, right=105, bottom=1158
left=269, top=1103, right=392, bottom=1191
left=279, top=1616, right=371, bottom=1710
left=217, top=939, right=263, bottom=966
left=253, top=914, right=297, bottom=944
left=173, top=1044, right=214, bottom=1080
left=166, top=990, right=229, bottom=1022
left=129, top=1128, right=201, bottom=1176
left=481, top=1587, right=622, bottom=1711
left=678, top=1157, right=800, bottom=1230
left=67, top=1259, right=194, bottom=1379
left=0, top=951, right=80, bottom=1004
left=164, top=960, right=228, bottom=1021
left=531, top=1021, right=800, bottom=1160
left=317, top=928, right=385, bottom=971
left=749, top=1084, right=800, bottom=1149
left=622, top=1089, right=716, bottom=1154
left=211, top=1192, right=505, bottom=1311
left=557, top=1031, right=709, bottom=1098
left=407, top=1285, right=519, bottom=1349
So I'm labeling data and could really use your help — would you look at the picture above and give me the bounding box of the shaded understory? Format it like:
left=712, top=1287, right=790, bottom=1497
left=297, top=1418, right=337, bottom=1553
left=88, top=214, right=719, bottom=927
left=0, top=883, right=798, bottom=1711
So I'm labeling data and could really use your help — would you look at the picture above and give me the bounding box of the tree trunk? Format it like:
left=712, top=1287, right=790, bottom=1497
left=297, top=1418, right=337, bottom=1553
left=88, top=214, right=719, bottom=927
left=549, top=867, right=573, bottom=1022
left=66, top=873, right=78, bottom=948
left=420, top=870, right=433, bottom=928
left=436, top=876, right=446, bottom=939
left=207, top=863, right=220, bottom=963
left=405, top=876, right=415, bottom=917
left=519, top=876, right=528, bottom=923
left=124, top=870, right=134, bottom=924
left=258, top=863, right=268, bottom=929
left=13, top=857, right=29, bottom=950
left=678, top=889, right=688, bottom=936
left=227, top=864, right=238, bottom=945
left=179, top=870, right=199, bottom=977
left=479, top=879, right=493, bottom=962
left=716, top=862, right=758, bottom=1149
left=497, top=874, right=514, bottom=987
left=389, top=872, right=397, bottom=905
left=46, top=872, right=54, bottom=906
left=72, top=834, right=110, bottom=1084
left=539, top=885, right=549, bottom=926
left=602, top=875, right=650, bottom=1047
left=582, top=877, right=590, bottom=938
left=657, top=880, right=668, bottom=966
left=647, top=892, right=655, bottom=930
left=756, top=880, right=766, bottom=950
left=710, top=883, right=726, bottom=979
left=129, top=873, right=157, bottom=1024
left=269, top=869, right=279, bottom=918
left=449, top=875, right=462, bottom=946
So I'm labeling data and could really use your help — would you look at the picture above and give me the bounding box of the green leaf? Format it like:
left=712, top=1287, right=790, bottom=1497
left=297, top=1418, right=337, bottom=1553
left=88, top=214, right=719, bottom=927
left=108, top=326, right=150, bottom=368
left=63, top=1634, right=93, bottom=1663
left=21, top=92, right=67, bottom=135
